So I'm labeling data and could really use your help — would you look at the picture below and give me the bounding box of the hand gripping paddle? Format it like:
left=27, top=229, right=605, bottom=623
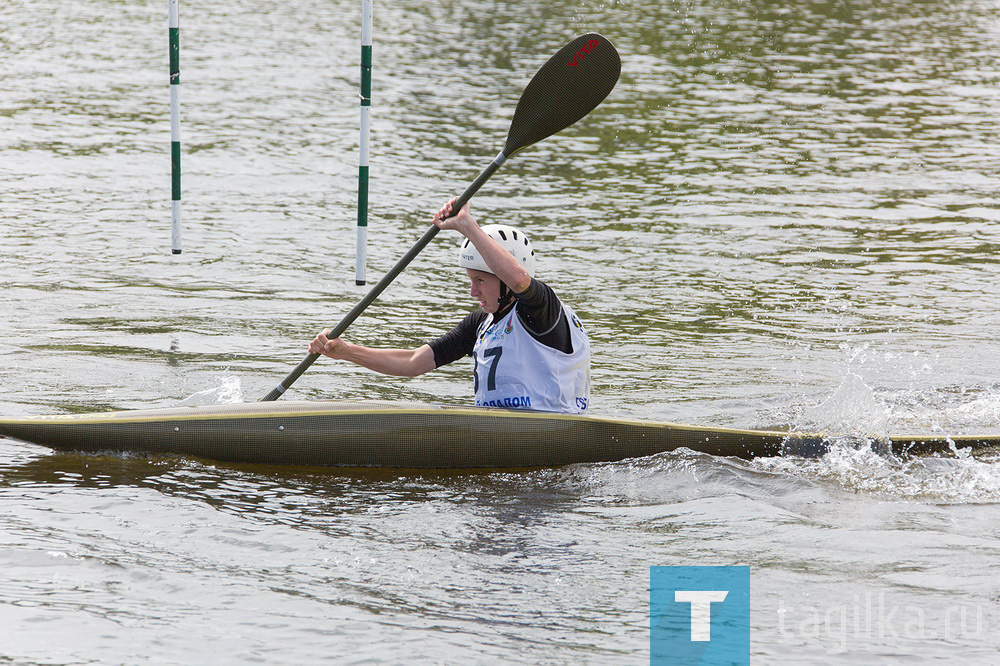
left=261, top=33, right=621, bottom=401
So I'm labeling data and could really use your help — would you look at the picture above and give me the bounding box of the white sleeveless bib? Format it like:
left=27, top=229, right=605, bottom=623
left=472, top=304, right=590, bottom=414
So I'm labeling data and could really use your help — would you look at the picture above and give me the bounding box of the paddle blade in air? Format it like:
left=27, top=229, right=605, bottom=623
left=503, top=33, right=621, bottom=157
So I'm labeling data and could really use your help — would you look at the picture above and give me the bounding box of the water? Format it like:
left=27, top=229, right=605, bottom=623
left=2, top=0, right=1000, bottom=661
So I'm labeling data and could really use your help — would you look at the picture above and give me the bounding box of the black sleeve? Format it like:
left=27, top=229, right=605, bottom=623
left=428, top=310, right=488, bottom=368
left=514, top=278, right=574, bottom=354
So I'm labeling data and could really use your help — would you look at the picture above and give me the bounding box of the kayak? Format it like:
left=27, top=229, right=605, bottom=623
left=0, top=401, right=993, bottom=469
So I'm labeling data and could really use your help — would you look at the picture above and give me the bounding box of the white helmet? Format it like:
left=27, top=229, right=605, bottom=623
left=458, top=224, right=536, bottom=277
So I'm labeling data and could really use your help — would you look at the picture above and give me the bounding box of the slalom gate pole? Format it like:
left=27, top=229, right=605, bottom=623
left=168, top=0, right=182, bottom=254
left=355, top=0, right=372, bottom=284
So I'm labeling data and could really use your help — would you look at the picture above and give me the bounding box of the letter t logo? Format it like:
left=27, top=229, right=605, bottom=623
left=674, top=591, right=729, bottom=641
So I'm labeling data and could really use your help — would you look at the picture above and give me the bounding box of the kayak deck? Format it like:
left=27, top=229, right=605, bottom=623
left=0, top=401, right=994, bottom=469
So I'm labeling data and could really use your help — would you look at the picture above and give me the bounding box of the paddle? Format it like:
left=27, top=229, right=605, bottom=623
left=260, top=33, right=621, bottom=402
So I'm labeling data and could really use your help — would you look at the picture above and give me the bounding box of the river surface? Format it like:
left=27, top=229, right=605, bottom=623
left=3, top=0, right=1000, bottom=662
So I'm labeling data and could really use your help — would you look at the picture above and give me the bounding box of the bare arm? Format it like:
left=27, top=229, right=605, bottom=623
left=433, top=199, right=531, bottom=293
left=309, top=332, right=436, bottom=378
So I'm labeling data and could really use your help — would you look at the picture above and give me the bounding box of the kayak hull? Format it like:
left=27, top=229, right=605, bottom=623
left=0, top=401, right=992, bottom=468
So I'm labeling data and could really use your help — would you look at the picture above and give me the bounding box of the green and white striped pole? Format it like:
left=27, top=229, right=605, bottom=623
left=169, top=0, right=182, bottom=254
left=355, top=0, right=372, bottom=285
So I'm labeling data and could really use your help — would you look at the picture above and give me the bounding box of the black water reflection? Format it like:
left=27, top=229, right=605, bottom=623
left=0, top=446, right=592, bottom=561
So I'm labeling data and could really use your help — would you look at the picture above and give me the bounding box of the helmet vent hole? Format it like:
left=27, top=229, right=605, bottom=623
left=498, top=230, right=508, bottom=240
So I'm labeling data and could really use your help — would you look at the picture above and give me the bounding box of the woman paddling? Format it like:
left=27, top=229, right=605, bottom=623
left=309, top=198, right=591, bottom=414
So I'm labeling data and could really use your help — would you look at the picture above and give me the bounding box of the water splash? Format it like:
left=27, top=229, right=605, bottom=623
left=796, top=370, right=890, bottom=440
left=174, top=376, right=245, bottom=407
left=754, top=346, right=1000, bottom=501
left=755, top=444, right=1000, bottom=503
left=882, top=383, right=1000, bottom=434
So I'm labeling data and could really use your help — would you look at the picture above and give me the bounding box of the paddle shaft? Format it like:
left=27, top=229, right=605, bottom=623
left=260, top=151, right=507, bottom=401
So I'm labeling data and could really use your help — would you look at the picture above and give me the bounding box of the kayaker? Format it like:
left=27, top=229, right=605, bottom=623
left=308, top=198, right=591, bottom=414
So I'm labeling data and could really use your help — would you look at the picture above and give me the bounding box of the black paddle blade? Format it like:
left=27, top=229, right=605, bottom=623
left=503, top=33, right=621, bottom=157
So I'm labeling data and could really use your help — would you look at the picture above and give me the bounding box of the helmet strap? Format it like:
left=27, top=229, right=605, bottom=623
left=497, top=282, right=515, bottom=310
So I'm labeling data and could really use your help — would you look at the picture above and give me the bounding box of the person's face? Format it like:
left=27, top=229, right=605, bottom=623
left=466, top=268, right=502, bottom=314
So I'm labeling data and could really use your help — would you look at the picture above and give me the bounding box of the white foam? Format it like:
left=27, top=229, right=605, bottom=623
left=755, top=443, right=1000, bottom=503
